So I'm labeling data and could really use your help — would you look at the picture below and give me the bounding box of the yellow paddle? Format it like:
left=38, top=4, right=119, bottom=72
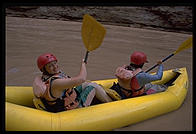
left=145, top=36, right=193, bottom=73
left=81, top=14, right=106, bottom=63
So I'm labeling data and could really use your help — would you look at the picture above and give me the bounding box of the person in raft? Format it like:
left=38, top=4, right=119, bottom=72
left=109, top=51, right=167, bottom=100
left=33, top=53, right=112, bottom=112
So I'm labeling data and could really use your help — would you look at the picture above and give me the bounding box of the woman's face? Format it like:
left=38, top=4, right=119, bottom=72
left=45, top=61, right=59, bottom=74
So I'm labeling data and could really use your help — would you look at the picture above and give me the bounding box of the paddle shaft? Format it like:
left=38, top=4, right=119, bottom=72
left=145, top=37, right=192, bottom=73
left=145, top=53, right=174, bottom=73
left=84, top=51, right=89, bottom=63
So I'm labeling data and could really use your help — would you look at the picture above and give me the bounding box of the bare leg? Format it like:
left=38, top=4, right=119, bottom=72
left=82, top=82, right=112, bottom=103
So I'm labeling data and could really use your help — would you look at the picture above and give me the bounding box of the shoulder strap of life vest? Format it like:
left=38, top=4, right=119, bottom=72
left=130, top=68, right=143, bottom=89
left=118, top=68, right=144, bottom=98
left=115, top=66, right=142, bottom=80
left=132, top=68, right=142, bottom=77
left=33, top=72, right=78, bottom=112
left=115, top=66, right=133, bottom=80
left=130, top=69, right=145, bottom=97
left=45, top=73, right=79, bottom=111
left=44, top=71, right=71, bottom=99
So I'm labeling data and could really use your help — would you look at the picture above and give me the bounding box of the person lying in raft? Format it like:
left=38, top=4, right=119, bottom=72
left=33, top=53, right=112, bottom=112
left=107, top=51, right=167, bottom=100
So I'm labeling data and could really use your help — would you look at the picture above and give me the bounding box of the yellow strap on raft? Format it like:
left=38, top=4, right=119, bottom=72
left=99, top=84, right=121, bottom=100
left=33, top=97, right=47, bottom=111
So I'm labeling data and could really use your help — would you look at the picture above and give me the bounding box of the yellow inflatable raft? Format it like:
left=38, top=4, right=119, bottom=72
left=6, top=67, right=188, bottom=131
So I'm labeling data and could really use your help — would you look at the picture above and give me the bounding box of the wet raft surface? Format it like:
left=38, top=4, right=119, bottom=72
left=6, top=17, right=192, bottom=131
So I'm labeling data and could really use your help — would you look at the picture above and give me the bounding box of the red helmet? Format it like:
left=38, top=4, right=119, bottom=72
left=37, top=53, right=57, bottom=70
left=130, top=51, right=148, bottom=65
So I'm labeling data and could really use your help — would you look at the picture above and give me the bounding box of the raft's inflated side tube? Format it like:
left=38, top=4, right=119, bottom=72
left=6, top=86, right=35, bottom=107
left=5, top=68, right=188, bottom=131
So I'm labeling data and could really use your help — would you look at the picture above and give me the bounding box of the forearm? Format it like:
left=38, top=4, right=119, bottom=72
left=71, top=65, right=87, bottom=87
left=78, top=62, right=87, bottom=82
left=156, top=64, right=163, bottom=79
left=52, top=75, right=86, bottom=92
left=67, top=61, right=87, bottom=86
left=52, top=61, right=87, bottom=90
left=137, top=67, right=163, bottom=86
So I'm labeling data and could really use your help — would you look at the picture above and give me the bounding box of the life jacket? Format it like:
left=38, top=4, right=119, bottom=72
left=33, top=72, right=79, bottom=112
left=115, top=66, right=145, bottom=98
left=129, top=75, right=145, bottom=97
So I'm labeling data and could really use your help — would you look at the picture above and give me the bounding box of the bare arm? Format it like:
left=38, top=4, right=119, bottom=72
left=51, top=60, right=87, bottom=94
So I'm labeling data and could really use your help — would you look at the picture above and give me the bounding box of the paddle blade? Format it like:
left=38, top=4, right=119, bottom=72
left=82, top=14, right=106, bottom=51
left=174, top=36, right=193, bottom=54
